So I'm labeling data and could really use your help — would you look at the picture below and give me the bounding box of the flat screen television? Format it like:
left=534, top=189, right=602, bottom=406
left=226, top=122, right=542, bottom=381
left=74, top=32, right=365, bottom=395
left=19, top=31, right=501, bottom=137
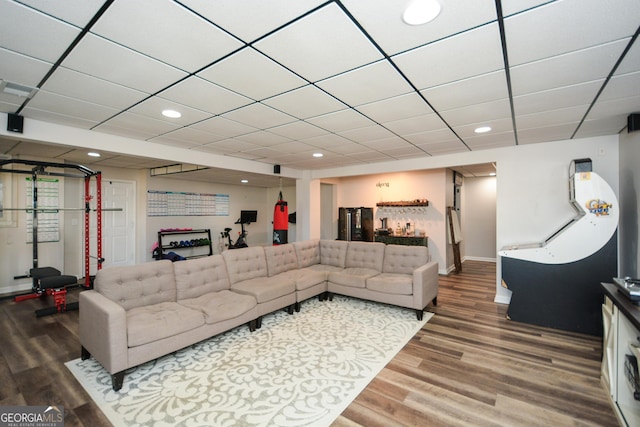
left=239, top=210, right=257, bottom=224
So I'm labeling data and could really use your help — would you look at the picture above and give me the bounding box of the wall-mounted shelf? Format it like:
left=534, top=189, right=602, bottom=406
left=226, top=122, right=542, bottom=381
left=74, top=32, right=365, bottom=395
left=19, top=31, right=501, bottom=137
left=156, top=228, right=213, bottom=260
left=376, top=199, right=429, bottom=207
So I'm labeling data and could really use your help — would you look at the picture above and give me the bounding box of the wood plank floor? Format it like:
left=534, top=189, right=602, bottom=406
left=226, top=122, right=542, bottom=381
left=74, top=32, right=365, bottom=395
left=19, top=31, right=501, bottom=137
left=0, top=260, right=618, bottom=426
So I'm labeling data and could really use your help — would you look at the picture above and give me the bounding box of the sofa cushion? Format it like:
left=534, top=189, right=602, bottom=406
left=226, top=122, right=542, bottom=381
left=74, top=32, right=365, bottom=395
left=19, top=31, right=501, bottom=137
left=328, top=268, right=380, bottom=288
left=95, top=260, right=177, bottom=310
left=366, top=273, right=413, bottom=295
left=179, top=289, right=257, bottom=324
left=294, top=239, right=320, bottom=268
left=126, top=302, right=204, bottom=347
left=231, top=276, right=296, bottom=303
left=173, top=255, right=230, bottom=300
left=279, top=268, right=328, bottom=291
left=264, top=244, right=298, bottom=277
left=319, top=240, right=348, bottom=268
left=222, top=246, right=268, bottom=284
left=345, top=241, right=385, bottom=270
left=383, top=244, right=429, bottom=274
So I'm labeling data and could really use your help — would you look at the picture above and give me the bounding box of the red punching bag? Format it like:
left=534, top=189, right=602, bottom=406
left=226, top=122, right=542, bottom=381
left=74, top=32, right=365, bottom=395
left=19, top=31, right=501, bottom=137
left=273, top=191, right=288, bottom=245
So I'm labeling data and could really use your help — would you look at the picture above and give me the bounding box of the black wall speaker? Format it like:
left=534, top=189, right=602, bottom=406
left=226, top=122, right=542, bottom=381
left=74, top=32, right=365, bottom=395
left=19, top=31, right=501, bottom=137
left=274, top=164, right=281, bottom=174
left=7, top=113, right=23, bottom=133
left=628, top=113, right=640, bottom=133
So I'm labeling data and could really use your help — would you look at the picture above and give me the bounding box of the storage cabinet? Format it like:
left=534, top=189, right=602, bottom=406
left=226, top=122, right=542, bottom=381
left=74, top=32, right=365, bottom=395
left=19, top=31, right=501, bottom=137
left=374, top=235, right=428, bottom=247
left=601, top=283, right=640, bottom=426
left=156, top=229, right=213, bottom=260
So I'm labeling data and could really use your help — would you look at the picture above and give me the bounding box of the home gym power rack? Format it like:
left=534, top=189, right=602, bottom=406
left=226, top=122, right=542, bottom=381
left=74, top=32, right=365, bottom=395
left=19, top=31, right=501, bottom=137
left=0, top=159, right=114, bottom=315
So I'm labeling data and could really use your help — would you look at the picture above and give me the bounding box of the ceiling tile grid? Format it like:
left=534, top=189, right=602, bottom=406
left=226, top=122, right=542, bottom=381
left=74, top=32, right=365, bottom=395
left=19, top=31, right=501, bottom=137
left=0, top=0, right=638, bottom=180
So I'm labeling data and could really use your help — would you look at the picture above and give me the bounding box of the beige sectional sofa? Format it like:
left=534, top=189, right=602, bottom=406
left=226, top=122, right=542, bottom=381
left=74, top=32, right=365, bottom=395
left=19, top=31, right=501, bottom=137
left=79, top=239, right=438, bottom=391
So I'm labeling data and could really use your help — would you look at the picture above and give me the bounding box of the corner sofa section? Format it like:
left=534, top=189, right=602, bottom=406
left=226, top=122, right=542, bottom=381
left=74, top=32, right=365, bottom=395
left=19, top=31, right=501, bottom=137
left=79, top=239, right=438, bottom=391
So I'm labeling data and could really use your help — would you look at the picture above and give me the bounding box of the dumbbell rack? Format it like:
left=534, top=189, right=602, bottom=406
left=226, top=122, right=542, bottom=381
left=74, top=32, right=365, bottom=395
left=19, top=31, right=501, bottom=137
left=156, top=228, right=213, bottom=260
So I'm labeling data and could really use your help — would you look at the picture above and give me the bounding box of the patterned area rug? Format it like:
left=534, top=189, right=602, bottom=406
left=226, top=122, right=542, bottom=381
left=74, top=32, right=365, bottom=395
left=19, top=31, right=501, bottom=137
left=66, top=295, right=432, bottom=427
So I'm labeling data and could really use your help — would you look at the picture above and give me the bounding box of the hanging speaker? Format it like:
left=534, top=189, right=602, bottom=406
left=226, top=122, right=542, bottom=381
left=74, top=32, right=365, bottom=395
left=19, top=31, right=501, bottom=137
left=7, top=113, right=23, bottom=133
left=628, top=113, right=640, bottom=133
left=274, top=164, right=281, bottom=174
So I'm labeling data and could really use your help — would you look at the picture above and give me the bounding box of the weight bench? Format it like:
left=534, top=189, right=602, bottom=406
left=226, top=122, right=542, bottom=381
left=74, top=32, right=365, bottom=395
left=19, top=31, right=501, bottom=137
left=15, top=267, right=79, bottom=317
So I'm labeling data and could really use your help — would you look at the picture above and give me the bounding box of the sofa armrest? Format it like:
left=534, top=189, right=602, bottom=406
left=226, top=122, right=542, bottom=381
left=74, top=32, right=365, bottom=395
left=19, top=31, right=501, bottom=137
left=79, top=290, right=128, bottom=374
left=412, top=261, right=439, bottom=310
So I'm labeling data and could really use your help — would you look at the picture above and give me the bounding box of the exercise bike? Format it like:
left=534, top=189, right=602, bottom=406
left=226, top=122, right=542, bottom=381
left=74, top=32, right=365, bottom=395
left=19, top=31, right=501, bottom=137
left=221, top=210, right=257, bottom=250
left=221, top=222, right=248, bottom=249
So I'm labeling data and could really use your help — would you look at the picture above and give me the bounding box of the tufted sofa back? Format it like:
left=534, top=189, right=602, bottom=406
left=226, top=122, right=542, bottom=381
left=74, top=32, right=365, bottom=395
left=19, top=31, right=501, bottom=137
left=264, top=243, right=298, bottom=277
left=293, top=239, right=320, bottom=268
left=319, top=240, right=348, bottom=268
left=222, top=246, right=268, bottom=284
left=345, top=241, right=385, bottom=270
left=94, top=259, right=176, bottom=310
left=173, top=254, right=230, bottom=300
left=382, top=244, right=429, bottom=274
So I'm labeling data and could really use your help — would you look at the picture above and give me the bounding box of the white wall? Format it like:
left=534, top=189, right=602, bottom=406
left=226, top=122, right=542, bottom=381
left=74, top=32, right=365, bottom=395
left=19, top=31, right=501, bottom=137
left=461, top=176, right=497, bottom=261
left=619, top=129, right=640, bottom=277
left=334, top=169, right=449, bottom=273
left=494, top=135, right=619, bottom=303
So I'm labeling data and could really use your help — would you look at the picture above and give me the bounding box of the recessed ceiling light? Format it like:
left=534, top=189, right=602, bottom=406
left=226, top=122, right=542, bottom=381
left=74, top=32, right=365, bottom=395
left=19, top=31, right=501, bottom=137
left=403, top=0, right=441, bottom=25
left=162, top=109, right=182, bottom=118
left=474, top=126, right=492, bottom=134
left=312, top=153, right=323, bottom=158
left=489, top=172, right=496, bottom=176
left=87, top=152, right=101, bottom=157
left=241, top=179, right=249, bottom=184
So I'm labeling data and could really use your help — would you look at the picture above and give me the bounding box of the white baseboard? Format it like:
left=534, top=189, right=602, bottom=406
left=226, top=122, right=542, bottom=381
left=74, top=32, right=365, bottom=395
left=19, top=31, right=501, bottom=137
left=462, top=256, right=496, bottom=263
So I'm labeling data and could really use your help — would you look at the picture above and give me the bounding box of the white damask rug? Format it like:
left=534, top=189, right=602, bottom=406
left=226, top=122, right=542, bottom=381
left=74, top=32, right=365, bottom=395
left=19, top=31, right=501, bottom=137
left=66, top=295, right=432, bottom=427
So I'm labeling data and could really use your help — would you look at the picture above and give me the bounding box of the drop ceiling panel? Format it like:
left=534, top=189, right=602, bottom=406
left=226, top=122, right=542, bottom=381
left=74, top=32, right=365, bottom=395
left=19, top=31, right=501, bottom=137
left=94, top=112, right=181, bottom=140
left=615, top=41, right=640, bottom=76
left=317, top=60, right=414, bottom=106
left=338, top=125, right=396, bottom=143
left=90, top=0, right=243, bottom=73
left=505, top=0, right=639, bottom=66
left=254, top=3, right=383, bottom=82
left=180, top=0, right=327, bottom=43
left=127, top=96, right=211, bottom=126
left=501, top=1, right=552, bottom=17
left=510, top=39, right=629, bottom=96
left=575, top=115, right=630, bottom=138
left=0, top=48, right=51, bottom=87
left=234, top=131, right=293, bottom=147
left=16, top=0, right=105, bottom=27
left=159, top=77, right=253, bottom=116
left=517, top=105, right=589, bottom=131
left=0, top=1, right=80, bottom=63
left=598, top=72, right=640, bottom=103
left=149, top=127, right=226, bottom=146
left=393, top=23, right=504, bottom=90
left=62, top=34, right=187, bottom=94
left=306, top=109, right=374, bottom=133
left=221, top=103, right=295, bottom=130
left=441, top=98, right=512, bottom=127
left=517, top=123, right=578, bottom=145
left=21, top=107, right=100, bottom=129
left=356, top=93, right=433, bottom=124
left=190, top=116, right=258, bottom=138
left=263, top=85, right=346, bottom=119
left=42, top=67, right=148, bottom=109
left=342, top=0, right=497, bottom=56
left=383, top=113, right=446, bottom=135
left=198, top=49, right=307, bottom=101
left=421, top=70, right=508, bottom=111
left=513, top=80, right=604, bottom=116
left=404, top=128, right=462, bottom=146
left=271, top=141, right=320, bottom=154
left=267, top=121, right=328, bottom=140
left=25, top=90, right=119, bottom=123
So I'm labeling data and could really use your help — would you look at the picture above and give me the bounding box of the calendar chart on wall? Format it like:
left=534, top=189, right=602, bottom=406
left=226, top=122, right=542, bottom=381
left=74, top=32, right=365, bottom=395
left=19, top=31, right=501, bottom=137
left=147, top=190, right=229, bottom=217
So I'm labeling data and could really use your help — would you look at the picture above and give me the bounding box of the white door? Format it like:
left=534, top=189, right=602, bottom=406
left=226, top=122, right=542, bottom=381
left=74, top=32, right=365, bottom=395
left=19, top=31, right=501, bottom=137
left=102, top=179, right=136, bottom=268
left=87, top=179, right=136, bottom=273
